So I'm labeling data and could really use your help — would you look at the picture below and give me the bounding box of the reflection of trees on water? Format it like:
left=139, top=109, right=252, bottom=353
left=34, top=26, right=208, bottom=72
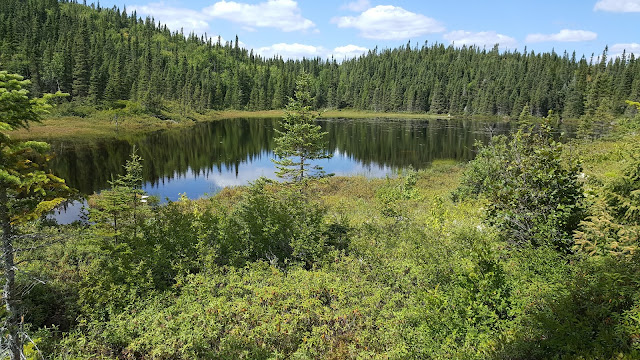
left=50, top=119, right=277, bottom=194
left=322, top=118, right=512, bottom=168
left=49, top=118, right=521, bottom=195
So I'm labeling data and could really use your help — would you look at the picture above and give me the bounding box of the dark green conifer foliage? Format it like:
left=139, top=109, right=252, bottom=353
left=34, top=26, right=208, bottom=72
left=0, top=71, right=69, bottom=360
left=429, top=81, right=447, bottom=114
left=575, top=145, right=640, bottom=257
left=89, top=146, right=147, bottom=242
left=273, top=73, right=332, bottom=182
left=71, top=20, right=90, bottom=98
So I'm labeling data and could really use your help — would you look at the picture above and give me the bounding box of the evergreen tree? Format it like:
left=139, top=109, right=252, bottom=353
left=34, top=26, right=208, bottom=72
left=89, top=146, right=147, bottom=242
left=0, top=71, right=69, bottom=360
left=71, top=20, right=90, bottom=98
left=42, top=51, right=64, bottom=93
left=429, top=80, right=447, bottom=114
left=273, top=73, right=332, bottom=182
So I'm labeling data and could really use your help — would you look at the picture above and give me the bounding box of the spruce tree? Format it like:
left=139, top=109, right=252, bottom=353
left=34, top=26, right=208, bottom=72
left=429, top=80, right=446, bottom=114
left=89, top=146, right=147, bottom=242
left=71, top=20, right=90, bottom=98
left=273, top=73, right=332, bottom=183
left=0, top=71, right=69, bottom=360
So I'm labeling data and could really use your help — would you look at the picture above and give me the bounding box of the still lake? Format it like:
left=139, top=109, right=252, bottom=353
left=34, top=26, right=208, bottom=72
left=48, top=117, right=568, bottom=222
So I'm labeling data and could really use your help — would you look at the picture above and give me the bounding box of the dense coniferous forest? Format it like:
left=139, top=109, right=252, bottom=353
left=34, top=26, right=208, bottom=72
left=2, top=0, right=640, bottom=117
left=3, top=1, right=640, bottom=359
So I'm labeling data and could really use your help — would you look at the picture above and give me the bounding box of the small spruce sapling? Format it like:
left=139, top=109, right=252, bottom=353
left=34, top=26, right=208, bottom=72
left=89, top=146, right=148, bottom=242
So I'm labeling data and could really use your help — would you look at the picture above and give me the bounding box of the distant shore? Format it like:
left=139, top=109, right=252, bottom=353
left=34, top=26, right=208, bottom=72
left=12, top=105, right=489, bottom=141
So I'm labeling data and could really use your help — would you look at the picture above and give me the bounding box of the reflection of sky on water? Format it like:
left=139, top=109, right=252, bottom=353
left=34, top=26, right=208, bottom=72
left=49, top=200, right=86, bottom=224
left=142, top=150, right=393, bottom=202
left=51, top=149, right=395, bottom=224
left=52, top=117, right=527, bottom=223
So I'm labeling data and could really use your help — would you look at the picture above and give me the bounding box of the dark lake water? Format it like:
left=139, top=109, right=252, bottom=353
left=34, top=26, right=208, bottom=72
left=47, top=117, right=571, bottom=222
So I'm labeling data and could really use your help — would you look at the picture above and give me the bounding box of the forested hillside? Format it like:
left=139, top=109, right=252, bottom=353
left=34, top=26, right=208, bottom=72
left=3, top=1, right=640, bottom=358
left=2, top=0, right=640, bottom=117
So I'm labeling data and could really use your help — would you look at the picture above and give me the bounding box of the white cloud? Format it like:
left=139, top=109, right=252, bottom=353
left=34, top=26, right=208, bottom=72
left=525, top=29, right=597, bottom=43
left=130, top=2, right=211, bottom=34
left=332, top=5, right=445, bottom=40
left=256, top=43, right=368, bottom=60
left=130, top=0, right=316, bottom=35
left=594, top=0, right=640, bottom=12
left=444, top=30, right=517, bottom=48
left=257, top=43, right=327, bottom=59
left=331, top=45, right=368, bottom=59
left=610, top=43, right=640, bottom=58
left=341, top=0, right=371, bottom=12
left=206, top=165, right=278, bottom=188
left=204, top=0, right=315, bottom=32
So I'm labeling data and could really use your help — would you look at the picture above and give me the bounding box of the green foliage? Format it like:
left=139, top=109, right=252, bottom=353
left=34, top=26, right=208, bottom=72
left=0, top=77, right=65, bottom=202
left=7, top=168, right=640, bottom=359
left=455, top=124, right=584, bottom=250
left=273, top=73, right=332, bottom=182
left=140, top=195, right=222, bottom=278
left=619, top=100, right=640, bottom=131
left=375, top=166, right=420, bottom=218
left=575, top=150, right=640, bottom=257
left=0, top=70, right=70, bottom=360
left=41, top=197, right=219, bottom=324
left=4, top=1, right=637, bottom=121
left=88, top=146, right=150, bottom=241
left=608, top=152, right=640, bottom=224
left=578, top=110, right=615, bottom=139
left=57, top=225, right=514, bottom=360
left=222, top=178, right=330, bottom=267
left=574, top=205, right=638, bottom=257
left=626, top=100, right=640, bottom=109
left=500, top=251, right=640, bottom=359
left=517, top=104, right=536, bottom=126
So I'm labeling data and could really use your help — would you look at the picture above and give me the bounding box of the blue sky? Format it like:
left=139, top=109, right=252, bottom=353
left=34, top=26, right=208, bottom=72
left=96, top=0, right=640, bottom=60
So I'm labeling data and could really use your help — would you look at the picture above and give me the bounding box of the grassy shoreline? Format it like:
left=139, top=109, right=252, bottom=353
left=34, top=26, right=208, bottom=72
left=12, top=104, right=466, bottom=141
left=13, top=102, right=582, bottom=142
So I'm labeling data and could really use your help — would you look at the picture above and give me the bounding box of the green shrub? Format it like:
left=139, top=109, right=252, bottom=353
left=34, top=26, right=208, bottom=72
left=575, top=149, right=640, bottom=257
left=500, top=253, right=640, bottom=359
left=222, top=179, right=330, bottom=268
left=455, top=124, right=584, bottom=251
left=140, top=197, right=222, bottom=283
left=375, top=167, right=419, bottom=218
left=51, top=101, right=96, bottom=118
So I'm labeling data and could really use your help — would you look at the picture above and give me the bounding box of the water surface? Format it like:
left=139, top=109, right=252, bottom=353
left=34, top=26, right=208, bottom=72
left=49, top=117, right=517, bottom=202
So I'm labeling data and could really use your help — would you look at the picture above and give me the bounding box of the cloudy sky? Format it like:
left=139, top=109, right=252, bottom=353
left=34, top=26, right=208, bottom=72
left=97, top=0, right=640, bottom=60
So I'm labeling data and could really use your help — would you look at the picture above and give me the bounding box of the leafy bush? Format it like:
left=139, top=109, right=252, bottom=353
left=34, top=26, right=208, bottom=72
left=500, top=252, right=640, bottom=359
left=455, top=124, right=584, bottom=251
left=140, top=196, right=222, bottom=283
left=222, top=179, right=331, bottom=267
left=375, top=166, right=420, bottom=218
left=51, top=101, right=96, bottom=118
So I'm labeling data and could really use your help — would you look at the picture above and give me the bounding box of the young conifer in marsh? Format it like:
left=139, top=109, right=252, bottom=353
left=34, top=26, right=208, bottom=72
left=273, top=73, right=332, bottom=183
left=89, top=146, right=148, bottom=242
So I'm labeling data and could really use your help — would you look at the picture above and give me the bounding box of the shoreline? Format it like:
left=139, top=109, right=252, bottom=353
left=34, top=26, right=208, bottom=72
left=12, top=106, right=504, bottom=141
